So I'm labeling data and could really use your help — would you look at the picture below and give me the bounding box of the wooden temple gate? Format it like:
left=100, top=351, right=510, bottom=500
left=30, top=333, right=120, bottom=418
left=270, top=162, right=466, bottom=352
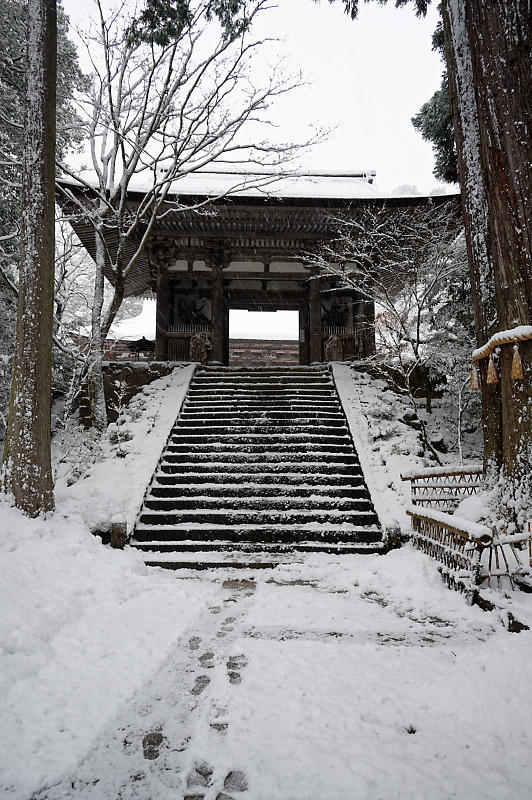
left=150, top=247, right=375, bottom=366
left=59, top=176, right=448, bottom=366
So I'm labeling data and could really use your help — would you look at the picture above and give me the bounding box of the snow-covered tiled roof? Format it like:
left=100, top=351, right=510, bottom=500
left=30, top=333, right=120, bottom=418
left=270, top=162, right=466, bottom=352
left=57, top=171, right=460, bottom=298
left=137, top=169, right=380, bottom=201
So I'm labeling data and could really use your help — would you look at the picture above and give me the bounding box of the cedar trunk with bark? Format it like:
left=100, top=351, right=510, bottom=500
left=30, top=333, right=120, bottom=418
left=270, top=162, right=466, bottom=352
left=441, top=0, right=531, bottom=493
left=467, top=0, right=531, bottom=485
left=1, top=0, right=56, bottom=514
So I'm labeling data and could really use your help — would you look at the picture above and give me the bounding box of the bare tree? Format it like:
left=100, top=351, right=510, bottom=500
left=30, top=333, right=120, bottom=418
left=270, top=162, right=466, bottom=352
left=58, top=0, right=313, bottom=430
left=309, top=202, right=466, bottom=461
left=1, top=0, right=56, bottom=515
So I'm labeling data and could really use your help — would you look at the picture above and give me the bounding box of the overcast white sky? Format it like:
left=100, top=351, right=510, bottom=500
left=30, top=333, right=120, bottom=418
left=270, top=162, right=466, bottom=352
left=64, top=0, right=448, bottom=341
left=63, top=0, right=446, bottom=194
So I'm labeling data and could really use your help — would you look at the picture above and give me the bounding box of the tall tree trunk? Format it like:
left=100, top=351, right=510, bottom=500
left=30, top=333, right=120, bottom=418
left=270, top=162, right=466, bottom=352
left=1, top=0, right=56, bottom=515
left=466, top=0, right=531, bottom=490
left=86, top=227, right=108, bottom=432
left=441, top=0, right=502, bottom=470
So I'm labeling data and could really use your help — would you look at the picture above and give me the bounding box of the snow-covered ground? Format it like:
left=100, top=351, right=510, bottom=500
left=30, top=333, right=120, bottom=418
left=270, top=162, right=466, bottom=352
left=1, top=364, right=531, bottom=799
left=335, top=364, right=460, bottom=533
left=54, top=363, right=196, bottom=533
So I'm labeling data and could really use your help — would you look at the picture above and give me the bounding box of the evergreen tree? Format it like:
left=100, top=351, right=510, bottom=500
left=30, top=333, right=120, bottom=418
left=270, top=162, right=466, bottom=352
left=127, top=0, right=252, bottom=45
left=411, top=16, right=457, bottom=184
left=412, top=74, right=457, bottom=184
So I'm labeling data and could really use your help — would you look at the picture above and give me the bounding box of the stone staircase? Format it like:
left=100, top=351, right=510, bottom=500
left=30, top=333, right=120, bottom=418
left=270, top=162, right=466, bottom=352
left=131, top=366, right=384, bottom=568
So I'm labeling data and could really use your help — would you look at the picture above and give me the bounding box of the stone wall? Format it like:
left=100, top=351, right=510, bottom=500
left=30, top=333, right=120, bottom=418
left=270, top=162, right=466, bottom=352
left=229, top=339, right=300, bottom=366
left=78, top=361, right=178, bottom=426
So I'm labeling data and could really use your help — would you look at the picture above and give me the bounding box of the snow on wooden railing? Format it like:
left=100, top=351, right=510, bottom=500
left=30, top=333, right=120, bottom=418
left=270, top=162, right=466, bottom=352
left=406, top=506, right=531, bottom=593
left=402, top=466, right=531, bottom=593
left=401, top=464, right=483, bottom=513
left=406, top=505, right=490, bottom=592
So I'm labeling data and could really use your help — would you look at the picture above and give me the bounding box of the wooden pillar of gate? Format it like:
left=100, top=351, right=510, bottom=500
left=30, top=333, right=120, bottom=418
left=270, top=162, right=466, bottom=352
left=309, top=275, right=322, bottom=363
left=155, top=267, right=169, bottom=361
left=209, top=255, right=227, bottom=364
left=299, top=297, right=310, bottom=365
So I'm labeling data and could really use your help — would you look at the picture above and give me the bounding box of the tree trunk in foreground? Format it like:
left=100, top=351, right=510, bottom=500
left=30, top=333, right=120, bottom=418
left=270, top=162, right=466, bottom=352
left=442, top=0, right=531, bottom=495
left=441, top=0, right=502, bottom=470
left=466, top=0, right=531, bottom=487
left=1, top=0, right=56, bottom=515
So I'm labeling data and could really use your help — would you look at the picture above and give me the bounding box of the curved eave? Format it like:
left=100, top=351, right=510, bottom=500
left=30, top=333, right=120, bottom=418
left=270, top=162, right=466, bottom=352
left=56, top=179, right=461, bottom=298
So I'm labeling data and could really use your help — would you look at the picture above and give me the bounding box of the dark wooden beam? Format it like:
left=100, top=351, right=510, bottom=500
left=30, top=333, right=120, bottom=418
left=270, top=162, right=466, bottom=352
left=155, top=268, right=169, bottom=360
left=167, top=271, right=309, bottom=282
left=210, top=260, right=225, bottom=363
left=309, top=276, right=322, bottom=362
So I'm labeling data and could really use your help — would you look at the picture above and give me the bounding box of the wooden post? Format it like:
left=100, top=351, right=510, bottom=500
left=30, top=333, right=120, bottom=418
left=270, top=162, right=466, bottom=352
left=299, top=300, right=310, bottom=365
left=110, top=516, right=127, bottom=549
left=210, top=259, right=225, bottom=363
left=309, top=276, right=322, bottom=363
left=223, top=304, right=230, bottom=365
left=155, top=267, right=169, bottom=361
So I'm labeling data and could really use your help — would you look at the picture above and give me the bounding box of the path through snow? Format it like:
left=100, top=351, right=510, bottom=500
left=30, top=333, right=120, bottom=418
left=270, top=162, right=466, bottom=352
left=30, top=549, right=532, bottom=800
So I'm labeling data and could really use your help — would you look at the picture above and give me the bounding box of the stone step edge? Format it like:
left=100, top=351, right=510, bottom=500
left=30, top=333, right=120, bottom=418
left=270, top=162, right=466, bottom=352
left=143, top=495, right=373, bottom=504
left=132, top=540, right=384, bottom=551
left=134, top=522, right=381, bottom=532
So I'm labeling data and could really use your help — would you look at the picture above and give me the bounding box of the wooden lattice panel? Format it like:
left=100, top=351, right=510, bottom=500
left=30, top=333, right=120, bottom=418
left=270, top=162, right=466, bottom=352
left=402, top=465, right=484, bottom=513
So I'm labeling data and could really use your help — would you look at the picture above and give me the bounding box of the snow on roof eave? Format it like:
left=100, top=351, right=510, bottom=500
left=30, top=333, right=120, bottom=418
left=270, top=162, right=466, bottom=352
left=57, top=173, right=460, bottom=205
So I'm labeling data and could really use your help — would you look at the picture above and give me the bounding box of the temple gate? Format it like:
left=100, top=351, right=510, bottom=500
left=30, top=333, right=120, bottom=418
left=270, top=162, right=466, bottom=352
left=59, top=172, right=451, bottom=365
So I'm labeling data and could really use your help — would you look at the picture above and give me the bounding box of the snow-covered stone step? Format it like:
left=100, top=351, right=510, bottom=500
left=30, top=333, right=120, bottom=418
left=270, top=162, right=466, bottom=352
left=167, top=440, right=353, bottom=452
left=156, top=466, right=364, bottom=480
left=168, top=438, right=353, bottom=449
left=186, top=388, right=337, bottom=397
left=165, top=449, right=356, bottom=460
left=158, top=462, right=361, bottom=476
left=167, top=433, right=350, bottom=449
left=133, top=541, right=384, bottom=559
left=162, top=455, right=359, bottom=468
left=171, top=424, right=348, bottom=437
left=201, top=367, right=329, bottom=374
left=133, top=523, right=382, bottom=544
left=190, top=377, right=334, bottom=386
left=138, top=509, right=379, bottom=527
left=175, top=417, right=347, bottom=428
left=185, top=395, right=338, bottom=405
left=143, top=496, right=374, bottom=512
left=150, top=483, right=369, bottom=498
left=134, top=542, right=383, bottom=554
left=200, top=375, right=330, bottom=380
left=179, top=411, right=346, bottom=421
left=183, top=403, right=342, bottom=413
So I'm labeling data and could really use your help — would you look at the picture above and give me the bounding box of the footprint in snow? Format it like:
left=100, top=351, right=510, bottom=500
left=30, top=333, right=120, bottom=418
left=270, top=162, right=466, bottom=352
left=191, top=675, right=210, bottom=695
left=142, top=730, right=163, bottom=760
left=227, top=654, right=248, bottom=685
left=199, top=650, right=215, bottom=668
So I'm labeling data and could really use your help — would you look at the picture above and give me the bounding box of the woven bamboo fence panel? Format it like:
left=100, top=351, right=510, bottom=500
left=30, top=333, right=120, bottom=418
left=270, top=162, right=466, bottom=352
left=402, top=465, right=484, bottom=513
left=403, top=467, right=531, bottom=593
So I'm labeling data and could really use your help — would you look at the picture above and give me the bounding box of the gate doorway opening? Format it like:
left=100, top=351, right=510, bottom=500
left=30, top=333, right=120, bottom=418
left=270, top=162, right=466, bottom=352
left=228, top=309, right=300, bottom=366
